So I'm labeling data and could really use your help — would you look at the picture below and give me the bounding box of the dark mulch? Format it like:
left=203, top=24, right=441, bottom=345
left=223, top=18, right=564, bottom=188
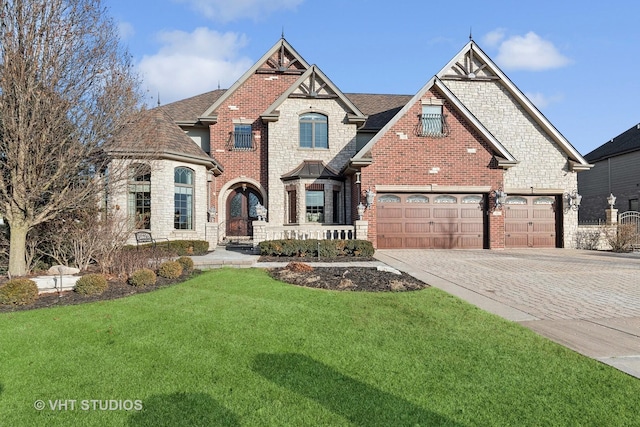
left=268, top=263, right=429, bottom=292
left=258, top=255, right=377, bottom=263
left=0, top=273, right=199, bottom=314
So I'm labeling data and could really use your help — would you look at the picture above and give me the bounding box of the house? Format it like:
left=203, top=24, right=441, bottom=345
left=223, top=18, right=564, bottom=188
left=109, top=37, right=592, bottom=250
left=578, top=123, right=640, bottom=221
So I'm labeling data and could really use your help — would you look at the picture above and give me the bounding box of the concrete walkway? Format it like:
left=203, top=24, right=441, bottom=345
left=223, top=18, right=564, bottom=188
left=375, top=249, right=640, bottom=379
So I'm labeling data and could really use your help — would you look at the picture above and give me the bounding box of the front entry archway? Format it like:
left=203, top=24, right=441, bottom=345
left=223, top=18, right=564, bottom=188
left=226, top=185, right=263, bottom=237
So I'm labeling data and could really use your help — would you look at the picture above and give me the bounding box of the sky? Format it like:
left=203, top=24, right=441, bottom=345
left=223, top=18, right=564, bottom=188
left=104, top=0, right=640, bottom=157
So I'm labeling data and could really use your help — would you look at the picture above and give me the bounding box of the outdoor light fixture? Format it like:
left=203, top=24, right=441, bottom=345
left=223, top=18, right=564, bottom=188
left=565, top=190, right=582, bottom=211
left=355, top=172, right=361, bottom=184
left=491, top=188, right=507, bottom=210
left=357, top=202, right=366, bottom=220
left=607, top=193, right=616, bottom=209
left=207, top=206, right=217, bottom=222
left=364, top=187, right=376, bottom=208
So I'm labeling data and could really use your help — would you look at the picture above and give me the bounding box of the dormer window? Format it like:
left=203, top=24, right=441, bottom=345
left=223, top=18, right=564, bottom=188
left=299, top=113, right=328, bottom=149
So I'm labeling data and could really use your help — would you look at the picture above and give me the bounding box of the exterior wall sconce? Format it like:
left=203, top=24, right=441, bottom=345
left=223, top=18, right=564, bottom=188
left=607, top=193, right=616, bottom=209
left=255, top=203, right=268, bottom=221
left=357, top=202, right=366, bottom=220
left=564, top=190, right=582, bottom=211
left=491, top=189, right=507, bottom=210
left=355, top=172, right=361, bottom=184
left=364, top=187, right=376, bottom=208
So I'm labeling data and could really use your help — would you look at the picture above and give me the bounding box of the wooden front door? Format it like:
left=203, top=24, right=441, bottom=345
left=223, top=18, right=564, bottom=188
left=226, top=187, right=262, bottom=237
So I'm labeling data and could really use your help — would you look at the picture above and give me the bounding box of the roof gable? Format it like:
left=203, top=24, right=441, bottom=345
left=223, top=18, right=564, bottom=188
left=438, top=41, right=591, bottom=170
left=261, top=65, right=367, bottom=126
left=199, top=38, right=311, bottom=121
left=352, top=77, right=517, bottom=166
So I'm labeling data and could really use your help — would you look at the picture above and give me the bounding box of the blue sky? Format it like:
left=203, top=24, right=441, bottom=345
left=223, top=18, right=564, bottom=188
left=105, top=0, right=640, bottom=157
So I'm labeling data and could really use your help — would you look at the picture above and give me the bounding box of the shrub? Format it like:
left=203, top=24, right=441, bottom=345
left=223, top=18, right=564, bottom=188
left=74, top=274, right=108, bottom=296
left=0, top=278, right=38, bottom=306
left=176, top=256, right=194, bottom=272
left=605, top=223, right=638, bottom=252
left=164, top=240, right=209, bottom=256
left=129, top=268, right=157, bottom=287
left=259, top=239, right=374, bottom=258
left=158, top=260, right=183, bottom=279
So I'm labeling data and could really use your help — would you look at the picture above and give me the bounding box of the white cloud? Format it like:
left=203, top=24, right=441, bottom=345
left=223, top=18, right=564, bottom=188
left=118, top=21, right=135, bottom=41
left=525, top=91, right=564, bottom=109
left=137, top=28, right=254, bottom=104
left=175, top=0, right=304, bottom=22
left=482, top=28, right=506, bottom=48
left=494, top=32, right=571, bottom=71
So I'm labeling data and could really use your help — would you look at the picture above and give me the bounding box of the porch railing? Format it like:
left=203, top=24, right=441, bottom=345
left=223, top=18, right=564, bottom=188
left=262, top=225, right=356, bottom=241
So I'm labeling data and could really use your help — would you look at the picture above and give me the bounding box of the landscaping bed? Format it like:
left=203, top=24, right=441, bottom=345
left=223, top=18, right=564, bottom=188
left=267, top=262, right=428, bottom=292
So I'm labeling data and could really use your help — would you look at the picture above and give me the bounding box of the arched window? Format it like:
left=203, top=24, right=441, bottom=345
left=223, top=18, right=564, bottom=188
left=299, top=113, right=328, bottom=149
left=128, top=163, right=151, bottom=229
left=174, top=167, right=194, bottom=230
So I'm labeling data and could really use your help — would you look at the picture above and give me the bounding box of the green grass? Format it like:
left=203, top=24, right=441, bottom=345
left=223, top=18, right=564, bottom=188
left=1, top=268, right=639, bottom=426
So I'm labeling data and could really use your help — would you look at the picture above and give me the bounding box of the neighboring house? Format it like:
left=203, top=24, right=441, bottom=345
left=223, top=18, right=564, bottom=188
left=110, top=37, right=592, bottom=249
left=578, top=124, right=640, bottom=222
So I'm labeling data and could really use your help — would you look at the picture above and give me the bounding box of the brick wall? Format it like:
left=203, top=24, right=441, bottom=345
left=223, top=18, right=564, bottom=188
left=359, top=89, right=504, bottom=248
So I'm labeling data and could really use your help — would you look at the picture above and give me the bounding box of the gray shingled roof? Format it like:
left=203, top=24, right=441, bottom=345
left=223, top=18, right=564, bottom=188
left=107, top=108, right=219, bottom=168
left=159, top=89, right=226, bottom=123
left=281, top=160, right=343, bottom=181
left=585, top=123, right=640, bottom=162
left=345, top=93, right=413, bottom=131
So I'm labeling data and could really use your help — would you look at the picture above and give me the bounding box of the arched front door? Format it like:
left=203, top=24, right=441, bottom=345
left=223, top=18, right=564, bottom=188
left=226, top=186, right=262, bottom=237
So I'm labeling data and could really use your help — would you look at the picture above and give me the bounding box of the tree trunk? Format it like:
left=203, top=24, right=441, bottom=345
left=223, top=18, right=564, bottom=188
left=8, top=221, right=29, bottom=277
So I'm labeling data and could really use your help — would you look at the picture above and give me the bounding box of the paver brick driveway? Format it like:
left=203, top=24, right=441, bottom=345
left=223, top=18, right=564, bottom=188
left=375, top=248, right=640, bottom=377
left=377, top=248, right=640, bottom=321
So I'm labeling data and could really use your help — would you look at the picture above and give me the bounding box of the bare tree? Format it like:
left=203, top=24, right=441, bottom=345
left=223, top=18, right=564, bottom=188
left=0, top=0, right=143, bottom=276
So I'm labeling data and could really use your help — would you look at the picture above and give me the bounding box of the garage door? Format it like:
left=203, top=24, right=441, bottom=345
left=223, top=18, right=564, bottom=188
left=377, top=193, right=485, bottom=249
left=504, top=195, right=558, bottom=248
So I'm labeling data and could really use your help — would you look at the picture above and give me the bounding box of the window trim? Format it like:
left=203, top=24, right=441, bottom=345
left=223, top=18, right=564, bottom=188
left=299, top=112, right=328, bottom=149
left=128, top=163, right=151, bottom=230
left=174, top=167, right=194, bottom=230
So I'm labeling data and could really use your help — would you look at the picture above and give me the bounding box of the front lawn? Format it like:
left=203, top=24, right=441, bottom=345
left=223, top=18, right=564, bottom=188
left=1, top=268, right=638, bottom=426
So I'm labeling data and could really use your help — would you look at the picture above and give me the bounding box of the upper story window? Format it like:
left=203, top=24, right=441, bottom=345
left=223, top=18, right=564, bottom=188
left=300, top=113, right=328, bottom=149
left=417, top=99, right=449, bottom=137
left=227, top=124, right=256, bottom=151
left=174, top=167, right=194, bottom=230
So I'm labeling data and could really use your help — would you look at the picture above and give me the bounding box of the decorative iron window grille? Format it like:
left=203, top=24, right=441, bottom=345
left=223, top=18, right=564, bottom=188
left=415, top=113, right=449, bottom=137
left=226, top=125, right=257, bottom=151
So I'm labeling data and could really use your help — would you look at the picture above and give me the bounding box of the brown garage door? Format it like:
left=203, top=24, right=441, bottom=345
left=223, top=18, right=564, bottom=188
left=377, top=193, right=485, bottom=249
left=504, top=195, right=558, bottom=248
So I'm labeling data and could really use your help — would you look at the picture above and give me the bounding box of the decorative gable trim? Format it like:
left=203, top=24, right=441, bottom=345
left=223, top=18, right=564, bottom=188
left=351, top=77, right=517, bottom=167
left=261, top=65, right=367, bottom=127
left=437, top=41, right=591, bottom=169
left=199, top=38, right=311, bottom=121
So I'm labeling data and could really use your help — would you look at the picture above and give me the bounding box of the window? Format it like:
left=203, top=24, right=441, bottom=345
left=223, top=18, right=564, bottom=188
left=128, top=164, right=151, bottom=229
left=231, top=124, right=254, bottom=151
left=174, top=167, right=194, bottom=230
left=434, top=195, right=457, bottom=204
left=505, top=196, right=527, bottom=205
left=300, top=113, right=328, bottom=148
left=378, top=195, right=401, bottom=203
left=306, top=190, right=324, bottom=222
left=407, top=195, right=429, bottom=203
left=418, top=105, right=448, bottom=137
left=630, top=198, right=639, bottom=212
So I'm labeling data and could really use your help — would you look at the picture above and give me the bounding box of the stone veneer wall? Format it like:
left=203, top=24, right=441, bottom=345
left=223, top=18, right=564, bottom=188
left=110, top=158, right=210, bottom=246
left=267, top=97, right=358, bottom=226
left=444, top=79, right=580, bottom=248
